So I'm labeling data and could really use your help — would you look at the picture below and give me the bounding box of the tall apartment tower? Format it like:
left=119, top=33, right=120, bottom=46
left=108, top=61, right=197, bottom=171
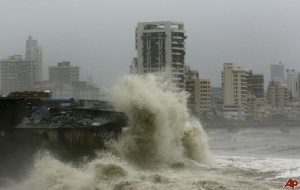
left=270, top=62, right=285, bottom=84
left=286, top=69, right=299, bottom=98
left=25, top=35, right=43, bottom=83
left=222, top=63, right=249, bottom=106
left=0, top=55, right=34, bottom=95
left=222, top=63, right=250, bottom=119
left=133, top=21, right=186, bottom=89
left=49, top=62, right=79, bottom=84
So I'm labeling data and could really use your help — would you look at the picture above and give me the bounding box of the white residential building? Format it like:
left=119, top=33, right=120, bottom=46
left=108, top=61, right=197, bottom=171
left=132, top=21, right=186, bottom=89
left=286, top=69, right=299, bottom=98
left=222, top=63, right=249, bottom=106
left=222, top=63, right=249, bottom=120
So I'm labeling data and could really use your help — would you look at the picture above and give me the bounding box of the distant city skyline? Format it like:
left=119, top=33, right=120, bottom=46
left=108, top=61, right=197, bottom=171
left=1, top=0, right=300, bottom=87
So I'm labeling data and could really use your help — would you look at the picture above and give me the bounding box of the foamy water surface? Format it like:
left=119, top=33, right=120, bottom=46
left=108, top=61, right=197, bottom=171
left=1, top=152, right=298, bottom=190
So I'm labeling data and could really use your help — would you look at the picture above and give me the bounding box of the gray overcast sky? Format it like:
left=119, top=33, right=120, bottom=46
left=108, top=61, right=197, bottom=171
left=1, top=0, right=300, bottom=87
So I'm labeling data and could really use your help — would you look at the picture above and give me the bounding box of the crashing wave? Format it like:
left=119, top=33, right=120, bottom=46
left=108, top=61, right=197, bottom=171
left=109, top=74, right=211, bottom=165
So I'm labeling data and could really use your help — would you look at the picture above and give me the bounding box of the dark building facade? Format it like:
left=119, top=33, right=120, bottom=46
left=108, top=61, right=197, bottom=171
left=247, top=70, right=264, bottom=99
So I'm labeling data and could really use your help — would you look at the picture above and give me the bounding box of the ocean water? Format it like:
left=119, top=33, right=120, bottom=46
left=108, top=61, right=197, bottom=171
left=1, top=75, right=299, bottom=190
left=2, top=152, right=298, bottom=190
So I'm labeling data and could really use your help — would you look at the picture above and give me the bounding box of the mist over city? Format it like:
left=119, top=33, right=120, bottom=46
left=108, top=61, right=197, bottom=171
left=1, top=1, right=300, bottom=190
left=1, top=0, right=300, bottom=87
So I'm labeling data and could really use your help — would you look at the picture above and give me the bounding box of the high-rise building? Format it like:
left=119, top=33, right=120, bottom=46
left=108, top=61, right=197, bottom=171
left=25, top=35, right=42, bottom=83
left=247, top=70, right=264, bottom=99
left=0, top=55, right=34, bottom=95
left=222, top=63, right=249, bottom=120
left=222, top=63, right=249, bottom=106
left=286, top=69, right=299, bottom=98
left=132, top=21, right=186, bottom=89
left=49, top=62, right=79, bottom=84
left=270, top=62, right=285, bottom=84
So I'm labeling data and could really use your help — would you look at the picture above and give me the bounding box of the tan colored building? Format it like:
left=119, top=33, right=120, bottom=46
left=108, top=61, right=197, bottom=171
left=185, top=67, right=211, bottom=116
left=197, top=79, right=211, bottom=115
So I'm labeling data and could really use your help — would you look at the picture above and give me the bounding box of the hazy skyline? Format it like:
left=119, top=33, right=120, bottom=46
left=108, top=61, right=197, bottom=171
left=1, top=0, right=300, bottom=87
